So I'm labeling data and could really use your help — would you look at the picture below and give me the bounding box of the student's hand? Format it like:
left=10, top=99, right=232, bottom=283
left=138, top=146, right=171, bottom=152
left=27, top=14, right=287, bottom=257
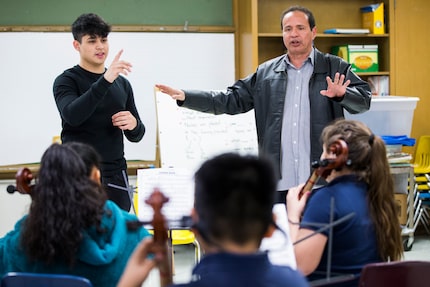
left=286, top=183, right=310, bottom=223
left=104, top=49, right=133, bottom=83
left=117, top=238, right=156, bottom=287
left=320, top=72, right=351, bottom=99
left=155, top=84, right=186, bottom=101
left=112, top=111, right=137, bottom=131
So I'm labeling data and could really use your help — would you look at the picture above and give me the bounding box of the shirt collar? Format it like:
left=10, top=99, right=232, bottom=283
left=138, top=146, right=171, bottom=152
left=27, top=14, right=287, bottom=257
left=285, top=47, right=315, bottom=67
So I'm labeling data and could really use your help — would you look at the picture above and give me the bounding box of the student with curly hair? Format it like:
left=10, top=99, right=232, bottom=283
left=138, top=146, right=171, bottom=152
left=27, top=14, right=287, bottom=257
left=0, top=143, right=150, bottom=287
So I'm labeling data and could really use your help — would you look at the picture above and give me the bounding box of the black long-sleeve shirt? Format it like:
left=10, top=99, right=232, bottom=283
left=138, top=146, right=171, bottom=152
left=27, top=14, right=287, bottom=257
left=53, top=65, right=145, bottom=175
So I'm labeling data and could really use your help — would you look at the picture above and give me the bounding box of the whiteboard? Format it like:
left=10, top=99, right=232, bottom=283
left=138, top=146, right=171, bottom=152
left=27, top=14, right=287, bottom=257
left=156, top=90, right=258, bottom=174
left=0, top=32, right=235, bottom=165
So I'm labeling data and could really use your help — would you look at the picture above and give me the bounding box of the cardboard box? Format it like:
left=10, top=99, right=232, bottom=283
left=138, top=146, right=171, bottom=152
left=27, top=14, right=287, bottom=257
left=345, top=96, right=419, bottom=136
left=361, top=3, right=385, bottom=34
left=392, top=173, right=409, bottom=194
left=394, top=193, right=407, bottom=225
left=332, top=44, right=378, bottom=72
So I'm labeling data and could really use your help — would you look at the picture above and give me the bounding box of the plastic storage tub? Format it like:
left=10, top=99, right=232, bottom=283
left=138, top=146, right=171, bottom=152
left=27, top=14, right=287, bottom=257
left=344, top=96, right=419, bottom=136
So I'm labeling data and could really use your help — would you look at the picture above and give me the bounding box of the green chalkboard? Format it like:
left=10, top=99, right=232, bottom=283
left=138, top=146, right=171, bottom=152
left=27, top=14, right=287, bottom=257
left=0, top=0, right=233, bottom=26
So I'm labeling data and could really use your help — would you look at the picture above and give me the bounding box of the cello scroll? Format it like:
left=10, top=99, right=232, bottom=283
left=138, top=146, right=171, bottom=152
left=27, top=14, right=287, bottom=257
left=6, top=167, right=35, bottom=195
left=298, top=139, right=349, bottom=200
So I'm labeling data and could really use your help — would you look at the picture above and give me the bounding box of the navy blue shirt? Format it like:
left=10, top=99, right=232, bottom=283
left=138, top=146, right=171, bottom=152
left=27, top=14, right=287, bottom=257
left=301, top=174, right=381, bottom=286
left=173, top=252, right=309, bottom=287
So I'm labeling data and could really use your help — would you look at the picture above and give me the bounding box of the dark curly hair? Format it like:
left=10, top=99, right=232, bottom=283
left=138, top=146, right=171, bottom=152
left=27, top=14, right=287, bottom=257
left=21, top=143, right=108, bottom=267
left=72, top=13, right=111, bottom=42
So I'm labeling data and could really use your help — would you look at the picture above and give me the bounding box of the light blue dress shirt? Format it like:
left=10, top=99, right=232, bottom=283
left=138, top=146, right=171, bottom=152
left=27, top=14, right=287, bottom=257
left=277, top=49, right=314, bottom=191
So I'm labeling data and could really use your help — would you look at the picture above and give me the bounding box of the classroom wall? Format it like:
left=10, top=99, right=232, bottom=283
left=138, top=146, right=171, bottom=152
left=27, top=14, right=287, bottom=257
left=0, top=0, right=233, bottom=26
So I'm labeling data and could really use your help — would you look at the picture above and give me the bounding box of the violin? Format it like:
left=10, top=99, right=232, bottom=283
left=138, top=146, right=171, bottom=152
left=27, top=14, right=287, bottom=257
left=6, top=167, right=35, bottom=195
left=143, top=188, right=173, bottom=287
left=298, top=139, right=349, bottom=200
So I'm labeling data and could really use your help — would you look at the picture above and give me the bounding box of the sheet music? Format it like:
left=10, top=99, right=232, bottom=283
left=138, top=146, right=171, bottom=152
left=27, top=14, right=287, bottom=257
left=260, top=204, right=297, bottom=269
left=137, top=168, right=194, bottom=223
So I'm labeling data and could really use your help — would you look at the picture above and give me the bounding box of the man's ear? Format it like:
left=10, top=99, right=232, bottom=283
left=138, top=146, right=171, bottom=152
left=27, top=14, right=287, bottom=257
left=263, top=213, right=277, bottom=238
left=73, top=40, right=80, bottom=51
left=90, top=167, right=101, bottom=185
left=311, top=26, right=317, bottom=40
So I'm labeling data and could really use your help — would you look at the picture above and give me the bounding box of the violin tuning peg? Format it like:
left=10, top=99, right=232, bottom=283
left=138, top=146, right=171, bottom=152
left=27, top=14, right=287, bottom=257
left=311, top=160, right=320, bottom=168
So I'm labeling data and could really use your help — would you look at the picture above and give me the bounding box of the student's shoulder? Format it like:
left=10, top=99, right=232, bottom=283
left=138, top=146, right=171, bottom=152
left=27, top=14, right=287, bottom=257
left=171, top=267, right=309, bottom=287
left=270, top=265, right=310, bottom=286
left=58, top=65, right=80, bottom=75
left=54, top=65, right=81, bottom=81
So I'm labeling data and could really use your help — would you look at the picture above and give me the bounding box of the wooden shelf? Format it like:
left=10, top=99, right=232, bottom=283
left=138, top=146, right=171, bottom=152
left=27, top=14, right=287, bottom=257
left=237, top=0, right=394, bottom=92
left=357, top=71, right=390, bottom=76
left=317, top=33, right=389, bottom=38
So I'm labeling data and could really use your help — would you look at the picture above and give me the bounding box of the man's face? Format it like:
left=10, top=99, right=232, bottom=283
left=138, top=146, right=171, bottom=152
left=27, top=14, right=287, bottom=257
left=281, top=11, right=316, bottom=58
left=74, top=34, right=109, bottom=69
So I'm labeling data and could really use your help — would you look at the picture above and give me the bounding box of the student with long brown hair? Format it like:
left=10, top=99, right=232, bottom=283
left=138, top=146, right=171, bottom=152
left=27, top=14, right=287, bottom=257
left=287, top=119, right=403, bottom=286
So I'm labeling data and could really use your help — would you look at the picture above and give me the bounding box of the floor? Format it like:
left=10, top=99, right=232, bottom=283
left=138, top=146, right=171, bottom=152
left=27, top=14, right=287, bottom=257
left=140, top=234, right=430, bottom=286
left=402, top=235, right=430, bottom=261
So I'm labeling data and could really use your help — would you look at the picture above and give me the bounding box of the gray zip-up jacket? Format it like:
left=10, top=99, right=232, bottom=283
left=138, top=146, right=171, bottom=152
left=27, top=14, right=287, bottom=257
left=179, top=48, right=371, bottom=179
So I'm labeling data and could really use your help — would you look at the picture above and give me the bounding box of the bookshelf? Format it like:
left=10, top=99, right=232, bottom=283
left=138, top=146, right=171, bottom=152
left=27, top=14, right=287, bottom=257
left=237, top=0, right=395, bottom=93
